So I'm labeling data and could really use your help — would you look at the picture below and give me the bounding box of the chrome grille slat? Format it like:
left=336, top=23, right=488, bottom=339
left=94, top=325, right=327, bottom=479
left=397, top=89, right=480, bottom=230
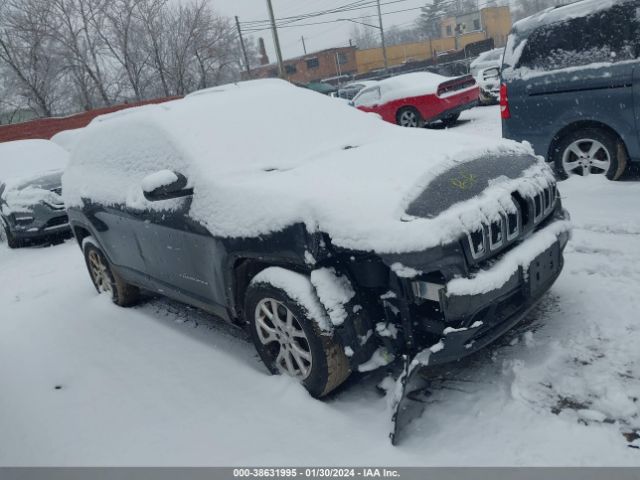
left=465, top=180, right=558, bottom=262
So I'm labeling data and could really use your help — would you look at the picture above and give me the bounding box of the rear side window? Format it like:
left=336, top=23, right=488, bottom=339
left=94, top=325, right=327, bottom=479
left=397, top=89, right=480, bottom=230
left=518, top=3, right=640, bottom=72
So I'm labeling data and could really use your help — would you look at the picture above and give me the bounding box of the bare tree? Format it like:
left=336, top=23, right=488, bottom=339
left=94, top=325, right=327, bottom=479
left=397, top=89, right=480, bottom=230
left=47, top=0, right=114, bottom=109
left=0, top=0, right=248, bottom=120
left=349, top=24, right=379, bottom=50
left=0, top=0, right=64, bottom=116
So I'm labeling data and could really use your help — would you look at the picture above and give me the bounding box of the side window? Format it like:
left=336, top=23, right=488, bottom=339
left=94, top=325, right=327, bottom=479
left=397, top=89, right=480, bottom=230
left=353, top=87, right=381, bottom=107
left=518, top=4, right=639, bottom=72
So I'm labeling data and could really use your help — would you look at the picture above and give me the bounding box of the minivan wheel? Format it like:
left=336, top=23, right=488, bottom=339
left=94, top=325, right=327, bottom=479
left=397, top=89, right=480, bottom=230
left=245, top=280, right=351, bottom=397
left=82, top=238, right=139, bottom=307
left=396, top=107, right=422, bottom=128
left=554, top=128, right=626, bottom=180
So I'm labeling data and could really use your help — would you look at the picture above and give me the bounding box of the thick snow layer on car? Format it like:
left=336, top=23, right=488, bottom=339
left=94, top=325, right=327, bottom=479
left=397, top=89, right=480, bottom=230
left=141, top=170, right=179, bottom=193
left=50, top=128, right=85, bottom=153
left=310, top=267, right=355, bottom=327
left=63, top=80, right=536, bottom=255
left=3, top=107, right=640, bottom=465
left=3, top=186, right=63, bottom=214
left=513, top=0, right=616, bottom=34
left=0, top=140, right=68, bottom=185
left=354, top=72, right=454, bottom=107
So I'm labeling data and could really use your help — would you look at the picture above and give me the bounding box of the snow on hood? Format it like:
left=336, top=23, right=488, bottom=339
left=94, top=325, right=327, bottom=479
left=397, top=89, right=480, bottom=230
left=0, top=139, right=68, bottom=188
left=63, top=79, right=549, bottom=254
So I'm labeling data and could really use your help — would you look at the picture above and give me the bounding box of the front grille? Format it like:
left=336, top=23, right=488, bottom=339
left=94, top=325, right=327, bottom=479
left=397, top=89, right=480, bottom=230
left=465, top=181, right=557, bottom=263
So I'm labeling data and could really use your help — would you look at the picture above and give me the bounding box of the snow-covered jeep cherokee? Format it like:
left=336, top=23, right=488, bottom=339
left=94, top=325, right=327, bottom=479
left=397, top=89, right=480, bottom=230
left=63, top=80, right=571, bottom=409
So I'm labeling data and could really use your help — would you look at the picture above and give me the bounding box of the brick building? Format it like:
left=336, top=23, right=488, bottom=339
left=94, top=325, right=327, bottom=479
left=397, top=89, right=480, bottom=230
left=248, top=46, right=358, bottom=84
left=0, top=97, right=179, bottom=143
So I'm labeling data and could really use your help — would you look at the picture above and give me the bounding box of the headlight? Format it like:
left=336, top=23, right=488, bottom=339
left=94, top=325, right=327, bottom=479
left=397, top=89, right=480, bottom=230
left=411, top=281, right=445, bottom=302
left=13, top=215, right=34, bottom=225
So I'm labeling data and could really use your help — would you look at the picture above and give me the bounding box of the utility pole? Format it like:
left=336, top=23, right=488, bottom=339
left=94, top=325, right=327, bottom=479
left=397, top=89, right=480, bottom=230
left=266, top=0, right=285, bottom=78
left=235, top=16, right=251, bottom=78
left=301, top=36, right=307, bottom=55
left=376, top=0, right=389, bottom=72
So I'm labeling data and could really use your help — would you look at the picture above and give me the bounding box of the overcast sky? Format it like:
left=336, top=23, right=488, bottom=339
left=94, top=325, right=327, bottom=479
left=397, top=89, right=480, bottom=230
left=210, top=0, right=430, bottom=60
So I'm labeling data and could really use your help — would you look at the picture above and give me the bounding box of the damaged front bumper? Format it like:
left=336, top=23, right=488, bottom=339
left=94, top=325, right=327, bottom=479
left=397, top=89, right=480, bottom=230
left=384, top=216, right=571, bottom=444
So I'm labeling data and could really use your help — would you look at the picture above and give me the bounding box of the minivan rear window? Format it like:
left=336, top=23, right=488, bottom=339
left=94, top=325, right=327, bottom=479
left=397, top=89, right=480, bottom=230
left=517, top=3, right=640, bottom=72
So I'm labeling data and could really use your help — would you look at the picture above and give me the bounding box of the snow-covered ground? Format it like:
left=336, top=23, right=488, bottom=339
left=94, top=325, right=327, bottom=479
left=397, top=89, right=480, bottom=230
left=1, top=106, right=640, bottom=466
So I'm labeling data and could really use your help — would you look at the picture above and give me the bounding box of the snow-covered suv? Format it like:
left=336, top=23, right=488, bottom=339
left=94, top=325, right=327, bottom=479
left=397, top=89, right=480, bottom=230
left=63, top=79, right=571, bottom=403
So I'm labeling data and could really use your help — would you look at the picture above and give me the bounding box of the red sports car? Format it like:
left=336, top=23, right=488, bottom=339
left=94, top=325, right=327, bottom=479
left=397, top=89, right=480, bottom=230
left=352, top=72, right=479, bottom=128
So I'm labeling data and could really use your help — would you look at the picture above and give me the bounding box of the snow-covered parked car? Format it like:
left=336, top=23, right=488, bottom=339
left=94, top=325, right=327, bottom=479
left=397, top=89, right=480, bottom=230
left=62, top=80, right=570, bottom=436
left=476, top=66, right=501, bottom=105
left=337, top=80, right=379, bottom=100
left=0, top=139, right=70, bottom=248
left=352, top=72, right=479, bottom=128
left=470, top=47, right=504, bottom=78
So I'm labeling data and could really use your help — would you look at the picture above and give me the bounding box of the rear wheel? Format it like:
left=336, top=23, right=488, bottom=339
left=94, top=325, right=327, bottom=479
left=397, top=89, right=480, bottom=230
left=245, top=275, right=351, bottom=397
left=82, top=238, right=139, bottom=306
left=553, top=128, right=626, bottom=180
left=396, top=107, right=422, bottom=128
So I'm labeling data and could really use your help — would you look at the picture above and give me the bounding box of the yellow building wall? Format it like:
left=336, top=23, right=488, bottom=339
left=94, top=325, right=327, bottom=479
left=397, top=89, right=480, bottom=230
left=354, top=7, right=512, bottom=75
left=355, top=38, right=457, bottom=74
left=481, top=6, right=512, bottom=47
left=457, top=31, right=487, bottom=50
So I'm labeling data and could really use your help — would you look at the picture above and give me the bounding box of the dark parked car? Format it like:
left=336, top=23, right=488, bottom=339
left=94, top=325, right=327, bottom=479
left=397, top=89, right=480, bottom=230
left=0, top=140, right=70, bottom=248
left=63, top=80, right=570, bottom=403
left=501, top=0, right=640, bottom=180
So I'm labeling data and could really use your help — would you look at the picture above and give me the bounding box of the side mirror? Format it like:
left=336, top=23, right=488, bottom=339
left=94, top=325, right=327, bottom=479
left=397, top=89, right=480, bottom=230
left=142, top=170, right=193, bottom=202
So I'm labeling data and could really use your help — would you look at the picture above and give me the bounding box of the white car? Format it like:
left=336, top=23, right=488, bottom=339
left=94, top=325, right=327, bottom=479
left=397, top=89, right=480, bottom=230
left=470, top=47, right=504, bottom=78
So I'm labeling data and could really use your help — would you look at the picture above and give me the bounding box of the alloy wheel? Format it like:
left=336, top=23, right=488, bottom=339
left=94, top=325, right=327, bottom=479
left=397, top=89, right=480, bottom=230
left=398, top=110, right=419, bottom=128
left=88, top=250, right=113, bottom=294
left=254, top=298, right=313, bottom=379
left=562, top=139, right=611, bottom=177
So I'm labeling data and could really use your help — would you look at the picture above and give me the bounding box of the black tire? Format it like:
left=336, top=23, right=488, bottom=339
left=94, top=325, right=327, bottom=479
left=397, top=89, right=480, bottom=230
left=396, top=107, right=423, bottom=128
left=82, top=238, right=139, bottom=307
left=441, top=113, right=461, bottom=127
left=0, top=219, right=21, bottom=249
left=552, top=128, right=627, bottom=181
left=245, top=278, right=351, bottom=398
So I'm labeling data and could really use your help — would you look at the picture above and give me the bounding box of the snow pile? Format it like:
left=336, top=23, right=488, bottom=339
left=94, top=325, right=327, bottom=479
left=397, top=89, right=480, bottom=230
left=63, top=79, right=535, bottom=255
left=0, top=140, right=68, bottom=186
left=310, top=268, right=355, bottom=327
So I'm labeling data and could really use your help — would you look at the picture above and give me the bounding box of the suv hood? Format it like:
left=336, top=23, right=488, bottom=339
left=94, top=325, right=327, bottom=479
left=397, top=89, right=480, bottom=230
left=407, top=155, right=538, bottom=218
left=187, top=135, right=555, bottom=255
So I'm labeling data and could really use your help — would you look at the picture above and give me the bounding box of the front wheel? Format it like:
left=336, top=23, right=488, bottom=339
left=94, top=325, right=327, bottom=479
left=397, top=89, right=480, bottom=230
left=245, top=272, right=351, bottom=397
left=553, top=128, right=627, bottom=180
left=0, top=218, right=21, bottom=249
left=82, top=237, right=139, bottom=306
